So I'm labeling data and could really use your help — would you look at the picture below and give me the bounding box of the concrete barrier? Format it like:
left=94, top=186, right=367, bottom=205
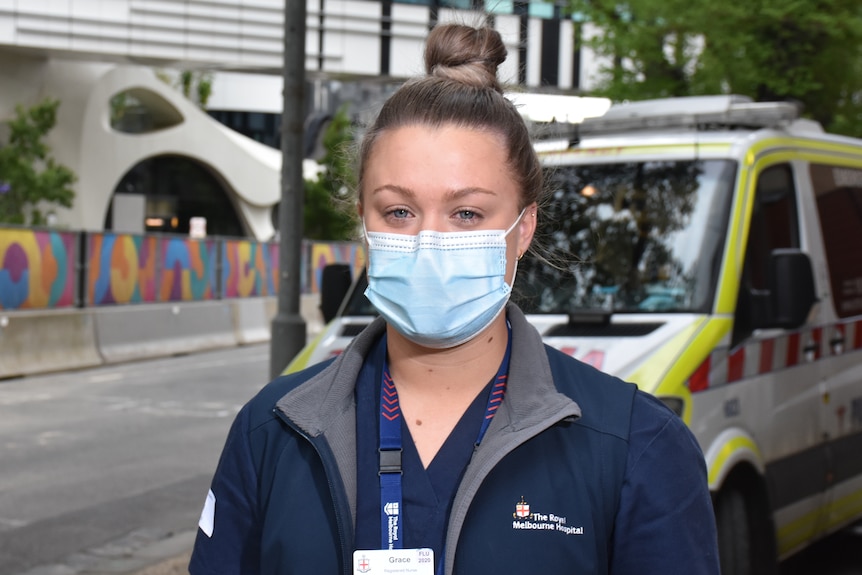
left=260, top=295, right=324, bottom=340
left=93, top=301, right=238, bottom=364
left=0, top=309, right=103, bottom=379
left=0, top=296, right=327, bottom=379
left=230, top=297, right=272, bottom=345
left=300, top=293, right=324, bottom=338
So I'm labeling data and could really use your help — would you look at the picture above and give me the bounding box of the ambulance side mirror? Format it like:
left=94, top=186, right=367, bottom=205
left=768, top=249, right=817, bottom=329
left=320, top=263, right=353, bottom=324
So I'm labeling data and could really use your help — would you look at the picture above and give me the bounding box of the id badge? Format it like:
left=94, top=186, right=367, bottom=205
left=352, top=548, right=434, bottom=575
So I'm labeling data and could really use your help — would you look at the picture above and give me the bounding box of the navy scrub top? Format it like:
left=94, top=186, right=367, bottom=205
left=354, top=333, right=504, bottom=567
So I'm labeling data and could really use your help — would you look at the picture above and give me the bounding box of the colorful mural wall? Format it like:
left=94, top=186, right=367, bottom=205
left=1, top=226, right=363, bottom=310
left=88, top=233, right=158, bottom=305
left=159, top=237, right=218, bottom=301
left=222, top=239, right=278, bottom=298
left=0, top=228, right=77, bottom=310
left=88, top=233, right=219, bottom=305
left=305, top=241, right=366, bottom=294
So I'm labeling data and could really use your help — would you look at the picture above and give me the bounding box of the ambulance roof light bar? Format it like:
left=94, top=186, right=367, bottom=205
left=505, top=92, right=613, bottom=125
left=576, top=95, right=803, bottom=136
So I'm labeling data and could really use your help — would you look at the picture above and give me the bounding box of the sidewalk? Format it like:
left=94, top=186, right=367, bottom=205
left=15, top=529, right=197, bottom=575
left=127, top=553, right=191, bottom=575
left=89, top=529, right=195, bottom=575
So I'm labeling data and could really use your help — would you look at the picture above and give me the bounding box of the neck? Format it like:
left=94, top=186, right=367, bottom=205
left=385, top=317, right=508, bottom=396
left=384, top=316, right=509, bottom=468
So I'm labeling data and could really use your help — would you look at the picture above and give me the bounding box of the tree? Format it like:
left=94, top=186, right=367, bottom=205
left=572, top=0, right=699, bottom=100
left=302, top=105, right=358, bottom=241
left=570, top=0, right=862, bottom=136
left=0, top=98, right=76, bottom=226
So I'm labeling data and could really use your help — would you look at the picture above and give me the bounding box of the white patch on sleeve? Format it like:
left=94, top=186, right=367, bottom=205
left=199, top=489, right=216, bottom=537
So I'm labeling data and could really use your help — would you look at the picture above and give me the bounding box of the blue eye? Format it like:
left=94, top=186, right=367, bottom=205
left=456, top=210, right=477, bottom=220
left=388, top=208, right=410, bottom=219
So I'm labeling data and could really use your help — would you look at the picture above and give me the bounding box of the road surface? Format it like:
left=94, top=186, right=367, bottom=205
left=0, top=343, right=859, bottom=574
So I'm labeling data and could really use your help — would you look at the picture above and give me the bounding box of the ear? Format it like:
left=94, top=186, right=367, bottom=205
left=517, top=202, right=538, bottom=257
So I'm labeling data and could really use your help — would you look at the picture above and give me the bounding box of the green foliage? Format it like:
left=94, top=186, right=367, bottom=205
left=0, top=98, right=76, bottom=225
left=196, top=73, right=214, bottom=108
left=157, top=69, right=214, bottom=108
left=303, top=106, right=358, bottom=241
left=570, top=0, right=862, bottom=136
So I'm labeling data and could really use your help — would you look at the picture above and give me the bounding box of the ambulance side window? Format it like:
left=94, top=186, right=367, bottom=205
left=733, top=164, right=800, bottom=345
left=810, top=163, right=862, bottom=318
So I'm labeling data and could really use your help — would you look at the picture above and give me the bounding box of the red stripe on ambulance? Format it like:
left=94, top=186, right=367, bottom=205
left=728, top=347, right=745, bottom=383
left=786, top=333, right=801, bottom=367
left=759, top=339, right=774, bottom=374
left=686, top=316, right=862, bottom=392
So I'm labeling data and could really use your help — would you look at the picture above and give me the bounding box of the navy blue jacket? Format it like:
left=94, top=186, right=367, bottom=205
left=190, top=305, right=720, bottom=574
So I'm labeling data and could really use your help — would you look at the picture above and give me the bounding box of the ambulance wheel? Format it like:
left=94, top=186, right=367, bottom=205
left=716, top=486, right=752, bottom=575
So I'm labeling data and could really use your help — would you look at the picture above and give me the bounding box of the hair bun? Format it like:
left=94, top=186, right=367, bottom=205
left=424, top=24, right=507, bottom=92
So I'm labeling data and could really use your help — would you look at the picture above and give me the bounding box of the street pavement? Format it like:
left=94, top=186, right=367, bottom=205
left=0, top=343, right=272, bottom=575
left=0, top=342, right=860, bottom=575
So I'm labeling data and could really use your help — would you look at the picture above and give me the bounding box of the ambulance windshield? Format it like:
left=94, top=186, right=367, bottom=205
left=513, top=159, right=737, bottom=314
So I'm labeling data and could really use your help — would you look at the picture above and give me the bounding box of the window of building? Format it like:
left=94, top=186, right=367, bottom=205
left=208, top=110, right=281, bottom=149
left=483, top=0, right=564, bottom=18
left=109, top=89, right=184, bottom=134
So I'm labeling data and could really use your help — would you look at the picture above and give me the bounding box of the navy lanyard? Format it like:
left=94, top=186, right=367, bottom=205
left=378, top=324, right=511, bottom=552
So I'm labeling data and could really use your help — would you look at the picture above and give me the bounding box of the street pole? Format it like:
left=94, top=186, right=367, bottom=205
left=270, top=0, right=308, bottom=379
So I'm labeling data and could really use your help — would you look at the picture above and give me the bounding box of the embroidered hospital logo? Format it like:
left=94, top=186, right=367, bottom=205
left=511, top=496, right=584, bottom=536
left=513, top=495, right=531, bottom=519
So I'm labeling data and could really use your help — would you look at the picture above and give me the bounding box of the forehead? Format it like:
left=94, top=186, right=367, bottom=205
left=362, top=124, right=518, bottom=201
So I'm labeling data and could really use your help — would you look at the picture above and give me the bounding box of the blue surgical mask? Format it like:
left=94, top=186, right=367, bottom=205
left=363, top=209, right=525, bottom=348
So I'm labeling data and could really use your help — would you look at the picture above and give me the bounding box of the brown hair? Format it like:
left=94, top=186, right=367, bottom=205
left=357, top=23, right=542, bottom=210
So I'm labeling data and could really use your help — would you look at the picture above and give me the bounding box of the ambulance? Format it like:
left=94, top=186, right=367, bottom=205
left=285, top=95, right=862, bottom=574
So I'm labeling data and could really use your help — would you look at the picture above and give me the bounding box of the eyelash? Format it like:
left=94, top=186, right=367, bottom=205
left=384, top=207, right=411, bottom=220
left=380, top=208, right=484, bottom=225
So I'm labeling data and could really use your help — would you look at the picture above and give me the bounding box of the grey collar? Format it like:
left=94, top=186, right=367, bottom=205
left=275, top=304, right=582, bottom=546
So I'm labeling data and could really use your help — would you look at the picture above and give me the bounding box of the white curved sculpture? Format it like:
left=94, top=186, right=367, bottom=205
left=0, top=55, right=281, bottom=240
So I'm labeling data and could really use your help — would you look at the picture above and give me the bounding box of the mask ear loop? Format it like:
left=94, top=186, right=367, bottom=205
left=505, top=208, right=529, bottom=290
left=508, top=206, right=529, bottom=266
left=505, top=207, right=528, bottom=237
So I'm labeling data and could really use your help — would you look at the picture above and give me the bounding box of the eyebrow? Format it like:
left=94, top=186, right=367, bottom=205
left=369, top=185, right=497, bottom=200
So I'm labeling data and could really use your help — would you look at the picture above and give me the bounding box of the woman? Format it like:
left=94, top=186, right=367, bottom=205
left=190, top=23, right=720, bottom=575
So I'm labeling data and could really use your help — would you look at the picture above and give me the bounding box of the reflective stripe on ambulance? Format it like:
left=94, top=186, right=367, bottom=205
left=687, top=317, right=862, bottom=392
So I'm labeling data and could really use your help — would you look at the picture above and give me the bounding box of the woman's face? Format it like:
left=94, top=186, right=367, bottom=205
left=360, top=124, right=537, bottom=283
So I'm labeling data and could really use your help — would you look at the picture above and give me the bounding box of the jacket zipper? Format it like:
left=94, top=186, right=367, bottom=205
left=273, top=408, right=353, bottom=575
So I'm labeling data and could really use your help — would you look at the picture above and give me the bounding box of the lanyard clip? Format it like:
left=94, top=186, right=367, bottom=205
left=378, top=448, right=403, bottom=475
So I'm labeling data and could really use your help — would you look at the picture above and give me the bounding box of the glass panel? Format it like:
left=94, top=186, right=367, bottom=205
left=811, top=163, right=862, bottom=318
left=440, top=0, right=471, bottom=7
left=514, top=159, right=737, bottom=314
left=529, top=1, right=554, bottom=19
left=485, top=0, right=513, bottom=14
left=109, top=89, right=184, bottom=134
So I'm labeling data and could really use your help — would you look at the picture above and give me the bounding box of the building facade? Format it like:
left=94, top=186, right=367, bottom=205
left=0, top=0, right=603, bottom=239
